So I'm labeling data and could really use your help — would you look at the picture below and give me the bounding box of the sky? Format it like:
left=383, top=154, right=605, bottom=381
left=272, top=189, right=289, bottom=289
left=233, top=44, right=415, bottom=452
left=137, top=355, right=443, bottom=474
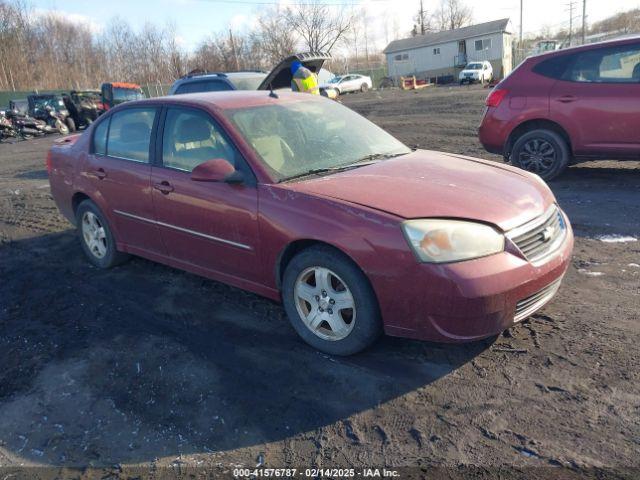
left=30, top=0, right=640, bottom=53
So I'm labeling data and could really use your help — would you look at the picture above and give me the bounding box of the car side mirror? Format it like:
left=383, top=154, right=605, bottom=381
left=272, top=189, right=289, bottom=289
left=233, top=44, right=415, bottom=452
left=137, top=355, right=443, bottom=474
left=191, top=159, right=243, bottom=184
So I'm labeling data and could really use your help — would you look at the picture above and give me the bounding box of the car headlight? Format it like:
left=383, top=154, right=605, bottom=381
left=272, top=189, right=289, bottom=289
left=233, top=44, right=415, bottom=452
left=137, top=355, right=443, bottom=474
left=402, top=219, right=504, bottom=263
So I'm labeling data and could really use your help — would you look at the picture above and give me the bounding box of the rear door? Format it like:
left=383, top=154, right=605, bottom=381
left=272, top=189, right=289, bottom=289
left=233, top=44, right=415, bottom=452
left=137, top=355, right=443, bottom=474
left=549, top=42, right=640, bottom=157
left=150, top=106, right=260, bottom=281
left=84, top=107, right=165, bottom=254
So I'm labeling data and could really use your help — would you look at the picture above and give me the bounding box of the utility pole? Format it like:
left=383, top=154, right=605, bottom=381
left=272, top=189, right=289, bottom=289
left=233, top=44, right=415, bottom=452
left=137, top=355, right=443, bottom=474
left=519, top=0, right=523, bottom=45
left=419, top=0, right=426, bottom=35
left=567, top=1, right=575, bottom=46
left=581, top=0, right=587, bottom=44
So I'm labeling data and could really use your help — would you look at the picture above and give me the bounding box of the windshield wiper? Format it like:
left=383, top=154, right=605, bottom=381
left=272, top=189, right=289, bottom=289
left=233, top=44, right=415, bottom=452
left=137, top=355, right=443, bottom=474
left=280, top=152, right=408, bottom=183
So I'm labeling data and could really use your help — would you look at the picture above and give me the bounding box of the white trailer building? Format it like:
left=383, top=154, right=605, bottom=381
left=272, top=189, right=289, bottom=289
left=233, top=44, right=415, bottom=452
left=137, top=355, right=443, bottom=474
left=383, top=19, right=513, bottom=82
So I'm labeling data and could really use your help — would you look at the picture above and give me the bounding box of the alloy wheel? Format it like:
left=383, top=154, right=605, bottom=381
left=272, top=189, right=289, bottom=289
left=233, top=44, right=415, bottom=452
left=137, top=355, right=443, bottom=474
left=294, top=266, right=356, bottom=341
left=518, top=138, right=557, bottom=175
left=81, top=211, right=107, bottom=259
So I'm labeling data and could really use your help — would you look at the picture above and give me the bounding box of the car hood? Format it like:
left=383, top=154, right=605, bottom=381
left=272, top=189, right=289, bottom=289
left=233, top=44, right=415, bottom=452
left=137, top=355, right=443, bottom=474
left=281, top=150, right=555, bottom=232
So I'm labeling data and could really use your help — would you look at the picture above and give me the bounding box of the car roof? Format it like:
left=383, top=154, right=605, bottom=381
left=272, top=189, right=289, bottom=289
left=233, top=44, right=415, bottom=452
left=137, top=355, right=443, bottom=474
left=121, top=90, right=322, bottom=111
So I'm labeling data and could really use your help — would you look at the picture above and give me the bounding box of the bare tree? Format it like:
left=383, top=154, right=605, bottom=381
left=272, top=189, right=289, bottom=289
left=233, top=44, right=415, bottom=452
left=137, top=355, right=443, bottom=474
left=434, top=0, right=473, bottom=31
left=286, top=1, right=351, bottom=53
left=252, top=7, right=296, bottom=65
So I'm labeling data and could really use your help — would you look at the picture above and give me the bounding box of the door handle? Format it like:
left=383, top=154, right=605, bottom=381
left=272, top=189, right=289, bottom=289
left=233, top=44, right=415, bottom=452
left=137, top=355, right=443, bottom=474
left=557, top=95, right=577, bottom=103
left=153, top=181, right=174, bottom=194
left=92, top=168, right=107, bottom=180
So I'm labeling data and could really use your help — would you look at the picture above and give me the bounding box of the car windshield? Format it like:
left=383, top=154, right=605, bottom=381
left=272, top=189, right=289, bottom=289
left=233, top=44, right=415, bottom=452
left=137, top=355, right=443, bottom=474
left=328, top=76, right=343, bottom=84
left=228, top=74, right=267, bottom=90
left=226, top=98, right=411, bottom=182
left=466, top=63, right=483, bottom=70
left=113, top=88, right=145, bottom=104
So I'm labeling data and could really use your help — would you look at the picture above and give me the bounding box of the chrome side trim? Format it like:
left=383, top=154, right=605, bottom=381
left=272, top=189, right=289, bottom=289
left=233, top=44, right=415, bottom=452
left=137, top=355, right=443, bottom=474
left=113, top=209, right=253, bottom=251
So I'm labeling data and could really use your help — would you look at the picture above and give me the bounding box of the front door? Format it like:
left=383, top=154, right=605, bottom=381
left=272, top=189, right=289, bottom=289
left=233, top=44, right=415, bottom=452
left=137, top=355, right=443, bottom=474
left=150, top=106, right=260, bottom=282
left=550, top=42, right=640, bottom=158
left=85, top=107, right=164, bottom=255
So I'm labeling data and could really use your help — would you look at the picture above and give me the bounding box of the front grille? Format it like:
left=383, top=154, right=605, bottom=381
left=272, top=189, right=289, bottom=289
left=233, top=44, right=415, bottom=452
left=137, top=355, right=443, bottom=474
left=508, top=205, right=566, bottom=263
left=514, top=278, right=562, bottom=322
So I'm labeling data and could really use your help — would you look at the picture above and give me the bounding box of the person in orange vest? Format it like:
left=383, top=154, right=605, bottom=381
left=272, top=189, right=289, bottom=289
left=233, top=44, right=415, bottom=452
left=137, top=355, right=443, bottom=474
left=291, top=61, right=319, bottom=95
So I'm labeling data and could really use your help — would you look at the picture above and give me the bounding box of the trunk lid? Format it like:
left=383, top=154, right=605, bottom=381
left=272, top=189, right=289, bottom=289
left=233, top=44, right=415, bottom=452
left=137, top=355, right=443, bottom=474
left=257, top=52, right=331, bottom=91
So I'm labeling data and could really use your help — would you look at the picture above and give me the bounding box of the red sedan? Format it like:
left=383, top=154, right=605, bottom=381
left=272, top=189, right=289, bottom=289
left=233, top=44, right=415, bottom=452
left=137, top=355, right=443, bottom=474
left=47, top=91, right=573, bottom=355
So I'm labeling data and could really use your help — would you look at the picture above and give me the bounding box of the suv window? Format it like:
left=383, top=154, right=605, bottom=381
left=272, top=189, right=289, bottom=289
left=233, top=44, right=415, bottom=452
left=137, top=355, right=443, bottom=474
left=175, top=80, right=233, bottom=94
left=161, top=108, right=236, bottom=172
left=564, top=43, right=640, bottom=83
left=106, top=108, right=156, bottom=162
left=93, top=118, right=109, bottom=155
left=532, top=55, right=571, bottom=79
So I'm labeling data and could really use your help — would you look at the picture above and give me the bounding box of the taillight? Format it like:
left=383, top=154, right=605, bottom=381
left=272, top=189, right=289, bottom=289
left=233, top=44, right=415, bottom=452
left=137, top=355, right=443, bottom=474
left=486, top=88, right=508, bottom=107
left=46, top=151, right=52, bottom=175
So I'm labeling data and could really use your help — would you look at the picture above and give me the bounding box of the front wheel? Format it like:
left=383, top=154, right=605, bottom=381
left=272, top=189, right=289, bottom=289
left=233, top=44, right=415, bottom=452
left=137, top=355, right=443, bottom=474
left=511, top=129, right=570, bottom=180
left=55, top=119, right=69, bottom=135
left=282, top=246, right=382, bottom=355
left=76, top=200, right=130, bottom=268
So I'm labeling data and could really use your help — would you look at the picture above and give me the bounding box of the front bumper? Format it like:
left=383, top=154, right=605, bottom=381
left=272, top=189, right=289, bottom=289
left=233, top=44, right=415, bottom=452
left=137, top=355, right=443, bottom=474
left=380, top=211, right=574, bottom=343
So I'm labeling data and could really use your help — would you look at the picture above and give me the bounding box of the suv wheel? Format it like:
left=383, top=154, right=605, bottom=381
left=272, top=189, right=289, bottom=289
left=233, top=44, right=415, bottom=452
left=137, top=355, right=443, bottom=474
left=76, top=200, right=130, bottom=268
left=511, top=129, right=570, bottom=181
left=282, top=246, right=382, bottom=355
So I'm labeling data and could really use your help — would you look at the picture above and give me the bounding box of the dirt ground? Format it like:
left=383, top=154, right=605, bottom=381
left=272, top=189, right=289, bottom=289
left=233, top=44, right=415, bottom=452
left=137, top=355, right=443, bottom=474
left=0, top=86, right=638, bottom=478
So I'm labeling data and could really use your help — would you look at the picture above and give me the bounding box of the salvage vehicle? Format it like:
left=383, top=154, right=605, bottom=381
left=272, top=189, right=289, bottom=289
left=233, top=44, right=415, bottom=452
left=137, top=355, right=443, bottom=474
left=169, top=52, right=338, bottom=98
left=27, top=94, right=73, bottom=134
left=100, top=82, right=145, bottom=111
left=323, top=74, right=373, bottom=94
left=459, top=61, right=493, bottom=85
left=64, top=90, right=101, bottom=129
left=479, top=36, right=640, bottom=180
left=5, top=108, right=48, bottom=138
left=47, top=91, right=573, bottom=355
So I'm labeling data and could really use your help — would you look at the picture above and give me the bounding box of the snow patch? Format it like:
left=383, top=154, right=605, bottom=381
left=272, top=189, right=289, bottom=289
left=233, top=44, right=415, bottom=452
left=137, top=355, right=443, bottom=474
left=578, top=269, right=604, bottom=277
left=597, top=235, right=637, bottom=243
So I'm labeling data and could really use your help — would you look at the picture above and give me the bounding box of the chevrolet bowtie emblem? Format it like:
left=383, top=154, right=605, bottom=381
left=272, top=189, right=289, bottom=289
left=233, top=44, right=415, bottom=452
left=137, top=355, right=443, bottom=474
left=542, top=226, right=555, bottom=241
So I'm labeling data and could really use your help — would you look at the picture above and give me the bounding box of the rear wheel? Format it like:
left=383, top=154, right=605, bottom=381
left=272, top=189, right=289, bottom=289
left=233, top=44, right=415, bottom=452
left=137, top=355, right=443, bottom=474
left=511, top=129, right=570, bottom=181
left=76, top=200, right=129, bottom=268
left=282, top=246, right=382, bottom=355
left=360, top=83, right=369, bottom=93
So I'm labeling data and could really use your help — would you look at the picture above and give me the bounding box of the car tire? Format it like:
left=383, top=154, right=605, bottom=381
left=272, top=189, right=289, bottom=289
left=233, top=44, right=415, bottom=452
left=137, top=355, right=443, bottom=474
left=282, top=245, right=382, bottom=356
left=360, top=83, right=369, bottom=93
left=76, top=200, right=130, bottom=269
left=511, top=129, right=570, bottom=181
left=56, top=119, right=69, bottom=135
left=65, top=117, right=76, bottom=133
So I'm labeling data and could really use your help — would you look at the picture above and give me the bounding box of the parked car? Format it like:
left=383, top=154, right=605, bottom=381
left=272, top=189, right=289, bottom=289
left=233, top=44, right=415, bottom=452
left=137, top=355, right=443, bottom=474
left=459, top=61, right=493, bottom=85
left=47, top=91, right=573, bottom=355
left=323, top=74, right=373, bottom=94
left=169, top=52, right=338, bottom=97
left=479, top=36, right=640, bottom=180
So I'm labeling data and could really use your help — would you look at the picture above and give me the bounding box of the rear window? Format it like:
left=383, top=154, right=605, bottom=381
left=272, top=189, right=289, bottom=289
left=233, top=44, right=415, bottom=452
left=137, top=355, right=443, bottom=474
left=175, top=80, right=233, bottom=94
left=227, top=74, right=266, bottom=90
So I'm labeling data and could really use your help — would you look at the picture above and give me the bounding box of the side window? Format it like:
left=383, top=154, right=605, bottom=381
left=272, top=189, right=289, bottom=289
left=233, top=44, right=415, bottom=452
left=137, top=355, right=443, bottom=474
left=106, top=108, right=156, bottom=163
left=162, top=108, right=236, bottom=172
left=564, top=44, right=640, bottom=83
left=93, top=118, right=109, bottom=155
left=175, top=80, right=232, bottom=94
left=533, top=55, right=572, bottom=80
